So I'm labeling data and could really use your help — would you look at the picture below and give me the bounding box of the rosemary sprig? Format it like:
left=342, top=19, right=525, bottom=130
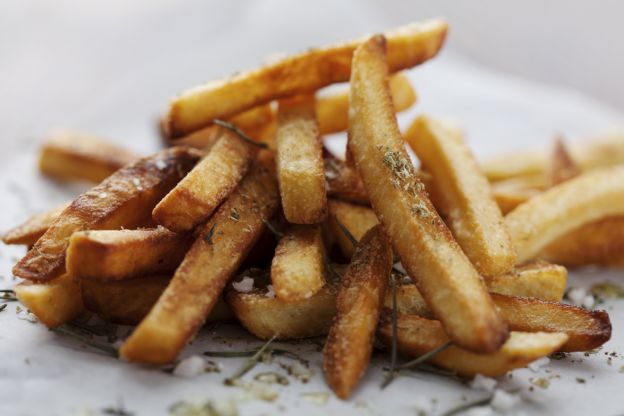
left=262, top=218, right=284, bottom=238
left=52, top=326, right=118, bottom=357
left=381, top=341, right=452, bottom=388
left=335, top=218, right=358, bottom=246
left=397, top=341, right=452, bottom=371
left=224, top=334, right=277, bottom=385
left=0, top=304, right=7, bottom=312
left=440, top=395, right=493, bottom=416
left=0, top=289, right=17, bottom=302
left=204, top=223, right=217, bottom=245
left=214, top=119, right=268, bottom=149
left=381, top=274, right=399, bottom=389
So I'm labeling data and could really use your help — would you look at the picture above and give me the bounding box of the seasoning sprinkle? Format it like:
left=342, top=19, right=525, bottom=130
left=205, top=223, right=217, bottom=245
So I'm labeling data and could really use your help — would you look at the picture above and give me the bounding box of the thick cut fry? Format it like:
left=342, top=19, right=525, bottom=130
left=542, top=216, right=624, bottom=267
left=323, top=225, right=392, bottom=399
left=324, top=156, right=369, bottom=205
left=548, top=138, right=580, bottom=187
left=486, top=261, right=567, bottom=302
left=227, top=281, right=339, bottom=341
left=491, top=294, right=611, bottom=352
left=2, top=202, right=69, bottom=246
left=482, top=133, right=624, bottom=181
left=153, top=129, right=256, bottom=233
left=81, top=276, right=233, bottom=325
left=14, top=274, right=84, bottom=328
left=347, top=35, right=507, bottom=353
left=271, top=225, right=326, bottom=302
left=13, top=147, right=200, bottom=282
left=120, top=159, right=279, bottom=364
left=165, top=19, right=447, bottom=138
left=316, top=72, right=416, bottom=135
left=39, top=131, right=139, bottom=183
left=407, top=116, right=516, bottom=276
left=379, top=314, right=568, bottom=377
left=66, top=227, right=192, bottom=281
left=327, top=199, right=378, bottom=258
left=505, top=166, right=624, bottom=263
left=491, top=179, right=542, bottom=215
left=276, top=96, right=327, bottom=224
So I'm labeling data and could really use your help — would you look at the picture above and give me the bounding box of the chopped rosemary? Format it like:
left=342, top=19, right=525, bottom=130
left=102, top=399, right=134, bottom=416
left=381, top=274, right=399, bottom=389
left=0, top=304, right=7, bottom=312
left=52, top=326, right=118, bottom=357
left=0, top=289, right=17, bottom=302
left=229, top=208, right=240, bottom=221
left=224, top=334, right=277, bottom=385
left=214, top=119, right=268, bottom=149
left=440, top=395, right=492, bottom=416
left=335, top=218, right=358, bottom=246
left=254, top=371, right=290, bottom=385
left=262, top=219, right=284, bottom=238
left=398, top=341, right=452, bottom=371
left=205, top=223, right=217, bottom=245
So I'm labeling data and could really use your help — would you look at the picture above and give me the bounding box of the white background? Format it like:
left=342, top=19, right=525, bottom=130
left=1, top=1, right=624, bottom=415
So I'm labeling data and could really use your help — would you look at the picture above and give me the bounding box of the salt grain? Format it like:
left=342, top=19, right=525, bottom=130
left=232, top=276, right=254, bottom=293
left=266, top=285, right=276, bottom=298
left=491, top=390, right=519, bottom=412
left=528, top=357, right=550, bottom=372
left=469, top=374, right=498, bottom=392
left=173, top=355, right=206, bottom=377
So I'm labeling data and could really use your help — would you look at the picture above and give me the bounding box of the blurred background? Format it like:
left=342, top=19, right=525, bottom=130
left=1, top=0, right=622, bottom=160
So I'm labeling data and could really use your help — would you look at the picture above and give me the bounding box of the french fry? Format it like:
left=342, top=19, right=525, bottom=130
left=80, top=276, right=233, bottom=325
left=547, top=137, right=580, bottom=187
left=541, top=216, right=624, bottom=267
left=324, top=156, right=369, bottom=205
left=316, top=72, right=416, bottom=135
left=326, top=199, right=378, bottom=258
left=153, top=129, right=256, bottom=233
left=482, top=133, right=624, bottom=181
left=227, top=278, right=340, bottom=341
left=347, top=35, right=507, bottom=353
left=120, top=158, right=279, bottom=364
left=271, top=225, right=326, bottom=302
left=14, top=274, right=84, bottom=328
left=407, top=115, right=516, bottom=276
left=491, top=178, right=542, bottom=215
left=164, top=19, right=447, bottom=138
left=2, top=202, right=69, bottom=246
left=39, top=131, right=139, bottom=183
left=276, top=95, right=327, bottom=224
left=323, top=225, right=393, bottom=399
left=13, top=147, right=200, bottom=282
left=66, top=227, right=192, bottom=281
left=486, top=261, right=567, bottom=302
left=491, top=294, right=611, bottom=352
left=379, top=313, right=568, bottom=377
left=505, top=166, right=624, bottom=263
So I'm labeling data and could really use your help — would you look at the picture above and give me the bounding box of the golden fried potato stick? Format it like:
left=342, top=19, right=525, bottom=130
left=271, top=225, right=326, bottom=302
left=316, top=72, right=416, bottom=135
left=324, top=156, right=369, bottom=205
left=66, top=227, right=192, bottom=281
left=227, top=280, right=339, bottom=341
left=482, top=133, right=624, bottom=181
left=407, top=115, right=516, bottom=276
left=276, top=95, right=327, bottom=224
left=153, top=128, right=256, bottom=233
left=505, top=166, right=624, bottom=263
left=347, top=35, right=507, bottom=353
left=547, top=137, right=581, bottom=187
left=14, top=274, right=84, bottom=328
left=13, top=147, right=200, bottom=282
left=491, top=178, right=542, bottom=215
left=120, top=158, right=279, bottom=364
left=491, top=294, right=611, bottom=352
left=326, top=199, right=378, bottom=258
left=164, top=19, right=447, bottom=138
left=486, top=261, right=567, bottom=302
left=323, top=225, right=393, bottom=399
left=39, top=131, right=139, bottom=183
left=542, top=216, right=624, bottom=267
left=379, top=313, right=567, bottom=377
left=228, top=262, right=566, bottom=342
left=2, top=202, right=70, bottom=246
left=81, top=276, right=234, bottom=326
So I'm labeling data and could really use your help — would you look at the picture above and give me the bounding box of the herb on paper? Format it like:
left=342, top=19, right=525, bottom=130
left=213, top=119, right=268, bottom=149
left=224, top=334, right=277, bottom=385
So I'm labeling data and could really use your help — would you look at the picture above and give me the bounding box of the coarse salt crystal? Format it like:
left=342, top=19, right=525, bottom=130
left=582, top=295, right=595, bottom=309
left=469, top=374, right=498, bottom=392
left=98, top=192, right=108, bottom=198
left=528, top=357, right=550, bottom=372
left=232, top=276, right=254, bottom=293
left=266, top=285, right=276, bottom=298
left=491, top=389, right=520, bottom=412
left=173, top=355, right=206, bottom=377
left=413, top=396, right=433, bottom=416
left=155, top=160, right=167, bottom=170
left=17, top=309, right=38, bottom=323
left=465, top=405, right=493, bottom=416
left=567, top=287, right=587, bottom=307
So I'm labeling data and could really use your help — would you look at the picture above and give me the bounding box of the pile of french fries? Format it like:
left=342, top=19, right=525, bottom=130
left=3, top=18, right=621, bottom=400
